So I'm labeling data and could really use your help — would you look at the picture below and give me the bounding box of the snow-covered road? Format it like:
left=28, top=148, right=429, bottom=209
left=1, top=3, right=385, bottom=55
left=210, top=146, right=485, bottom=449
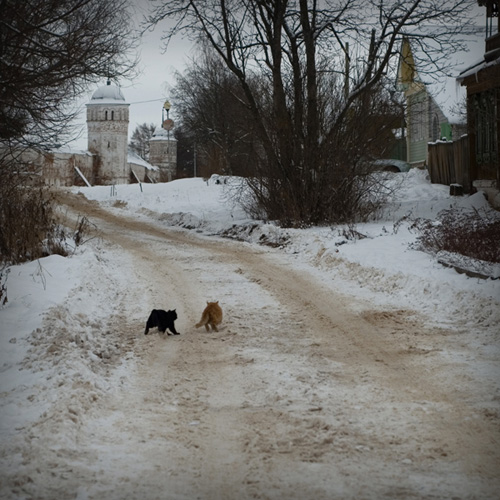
left=1, top=190, right=497, bottom=499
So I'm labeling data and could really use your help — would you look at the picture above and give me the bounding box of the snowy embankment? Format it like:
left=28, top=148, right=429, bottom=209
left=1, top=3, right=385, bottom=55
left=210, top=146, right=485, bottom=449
left=0, top=245, right=138, bottom=456
left=0, top=169, right=499, bottom=495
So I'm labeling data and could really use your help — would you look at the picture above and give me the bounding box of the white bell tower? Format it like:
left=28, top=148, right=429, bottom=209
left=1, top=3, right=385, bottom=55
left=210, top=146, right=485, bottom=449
left=86, top=80, right=130, bottom=184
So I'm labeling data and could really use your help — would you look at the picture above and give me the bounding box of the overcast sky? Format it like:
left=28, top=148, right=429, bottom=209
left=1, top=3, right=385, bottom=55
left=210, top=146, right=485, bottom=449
left=69, top=2, right=194, bottom=150
left=68, top=2, right=486, bottom=150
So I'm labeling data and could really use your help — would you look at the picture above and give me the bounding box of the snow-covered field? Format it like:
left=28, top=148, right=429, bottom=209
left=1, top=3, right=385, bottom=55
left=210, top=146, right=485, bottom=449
left=1, top=169, right=499, bottom=499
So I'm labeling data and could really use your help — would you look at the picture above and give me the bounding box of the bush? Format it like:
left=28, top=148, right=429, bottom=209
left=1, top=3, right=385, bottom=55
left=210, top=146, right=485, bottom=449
left=0, top=180, right=67, bottom=264
left=412, top=207, right=500, bottom=264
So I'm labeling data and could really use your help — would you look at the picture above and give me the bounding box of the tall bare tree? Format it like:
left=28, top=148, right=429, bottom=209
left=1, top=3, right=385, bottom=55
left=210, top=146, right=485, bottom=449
left=171, top=48, right=261, bottom=177
left=148, top=0, right=476, bottom=225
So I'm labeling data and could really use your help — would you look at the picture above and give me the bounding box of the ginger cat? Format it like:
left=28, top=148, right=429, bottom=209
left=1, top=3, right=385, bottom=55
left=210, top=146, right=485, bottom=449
left=195, top=301, right=223, bottom=332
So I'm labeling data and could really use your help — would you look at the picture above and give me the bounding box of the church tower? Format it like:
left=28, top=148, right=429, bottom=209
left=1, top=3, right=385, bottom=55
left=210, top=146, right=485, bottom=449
left=149, top=126, right=177, bottom=181
left=86, top=80, right=130, bottom=184
left=149, top=100, right=177, bottom=181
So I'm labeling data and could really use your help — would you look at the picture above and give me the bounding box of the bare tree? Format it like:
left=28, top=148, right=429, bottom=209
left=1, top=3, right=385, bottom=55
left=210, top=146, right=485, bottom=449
left=148, top=0, right=476, bottom=226
left=0, top=0, right=137, bottom=264
left=0, top=0, right=138, bottom=151
left=130, top=123, right=156, bottom=161
left=171, top=48, right=261, bottom=177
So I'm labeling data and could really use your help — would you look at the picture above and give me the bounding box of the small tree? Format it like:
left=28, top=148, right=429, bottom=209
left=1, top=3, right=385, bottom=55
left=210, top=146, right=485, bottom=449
left=129, top=123, right=156, bottom=161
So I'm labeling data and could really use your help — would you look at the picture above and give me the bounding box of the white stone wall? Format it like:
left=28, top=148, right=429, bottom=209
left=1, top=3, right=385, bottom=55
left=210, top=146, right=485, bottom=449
left=86, top=103, right=130, bottom=184
left=42, top=151, right=94, bottom=187
left=149, top=137, right=177, bottom=181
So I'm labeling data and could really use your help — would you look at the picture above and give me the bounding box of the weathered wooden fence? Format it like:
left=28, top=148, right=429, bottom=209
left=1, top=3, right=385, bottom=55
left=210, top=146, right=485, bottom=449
left=428, top=135, right=470, bottom=191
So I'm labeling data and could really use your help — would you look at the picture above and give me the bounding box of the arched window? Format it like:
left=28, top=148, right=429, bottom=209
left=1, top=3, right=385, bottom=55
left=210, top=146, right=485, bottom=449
left=105, top=110, right=108, bottom=120
left=111, top=110, right=114, bottom=120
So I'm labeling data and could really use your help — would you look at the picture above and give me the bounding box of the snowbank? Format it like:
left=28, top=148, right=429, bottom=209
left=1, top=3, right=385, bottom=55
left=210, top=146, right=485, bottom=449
left=0, top=245, right=138, bottom=458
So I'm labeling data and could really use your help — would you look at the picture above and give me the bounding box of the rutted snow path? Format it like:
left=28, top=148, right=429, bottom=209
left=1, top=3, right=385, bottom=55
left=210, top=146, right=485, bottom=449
left=1, top=192, right=499, bottom=499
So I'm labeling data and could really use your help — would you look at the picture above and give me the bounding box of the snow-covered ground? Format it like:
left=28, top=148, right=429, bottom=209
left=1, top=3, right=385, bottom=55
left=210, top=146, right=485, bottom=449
left=70, top=169, right=499, bottom=325
left=1, top=169, right=499, bottom=499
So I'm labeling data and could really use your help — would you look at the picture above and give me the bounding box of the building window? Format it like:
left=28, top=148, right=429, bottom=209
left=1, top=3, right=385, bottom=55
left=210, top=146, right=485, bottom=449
left=473, top=90, right=498, bottom=165
left=105, top=110, right=108, bottom=120
left=111, top=110, right=114, bottom=120
left=432, top=115, right=439, bottom=141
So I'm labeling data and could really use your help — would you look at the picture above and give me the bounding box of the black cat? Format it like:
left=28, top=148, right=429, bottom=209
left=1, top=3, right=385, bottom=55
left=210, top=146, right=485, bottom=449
left=144, top=309, right=180, bottom=335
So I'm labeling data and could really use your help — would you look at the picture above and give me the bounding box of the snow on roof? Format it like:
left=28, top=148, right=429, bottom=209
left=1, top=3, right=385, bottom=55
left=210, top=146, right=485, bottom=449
left=51, top=145, right=93, bottom=156
left=128, top=151, right=158, bottom=171
left=88, top=80, right=127, bottom=105
left=456, top=55, right=500, bottom=82
left=150, top=125, right=176, bottom=142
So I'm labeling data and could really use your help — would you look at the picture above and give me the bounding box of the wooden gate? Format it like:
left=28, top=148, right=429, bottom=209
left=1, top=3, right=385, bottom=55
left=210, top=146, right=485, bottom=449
left=428, top=135, right=469, bottom=191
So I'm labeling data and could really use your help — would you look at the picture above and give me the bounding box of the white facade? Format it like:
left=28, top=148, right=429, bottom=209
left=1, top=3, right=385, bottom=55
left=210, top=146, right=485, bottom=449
left=149, top=126, right=177, bottom=181
left=86, top=81, right=130, bottom=184
left=12, top=81, right=164, bottom=186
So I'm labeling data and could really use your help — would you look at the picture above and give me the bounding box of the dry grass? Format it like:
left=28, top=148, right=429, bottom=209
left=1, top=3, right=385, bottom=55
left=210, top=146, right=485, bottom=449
left=411, top=207, right=500, bottom=264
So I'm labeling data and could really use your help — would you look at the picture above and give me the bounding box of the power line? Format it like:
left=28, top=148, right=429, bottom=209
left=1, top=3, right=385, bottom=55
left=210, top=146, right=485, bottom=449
left=128, top=98, right=166, bottom=105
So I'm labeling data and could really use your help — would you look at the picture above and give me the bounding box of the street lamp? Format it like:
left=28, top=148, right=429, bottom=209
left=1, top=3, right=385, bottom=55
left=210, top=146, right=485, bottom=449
left=162, top=100, right=171, bottom=123
left=162, top=100, right=172, bottom=181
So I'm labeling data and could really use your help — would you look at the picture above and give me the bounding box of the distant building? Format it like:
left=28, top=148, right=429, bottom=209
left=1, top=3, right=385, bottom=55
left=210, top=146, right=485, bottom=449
left=457, top=0, right=500, bottom=206
left=86, top=80, right=130, bottom=184
left=9, top=80, right=178, bottom=186
left=149, top=125, right=177, bottom=182
left=396, top=37, right=454, bottom=168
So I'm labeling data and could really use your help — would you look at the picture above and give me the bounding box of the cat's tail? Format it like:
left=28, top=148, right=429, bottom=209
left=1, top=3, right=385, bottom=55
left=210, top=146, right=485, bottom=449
left=195, top=313, right=207, bottom=328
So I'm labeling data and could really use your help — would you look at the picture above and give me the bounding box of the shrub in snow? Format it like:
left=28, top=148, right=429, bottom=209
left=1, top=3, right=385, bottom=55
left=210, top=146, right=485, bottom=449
left=73, top=215, right=96, bottom=247
left=412, top=206, right=500, bottom=264
left=0, top=184, right=67, bottom=264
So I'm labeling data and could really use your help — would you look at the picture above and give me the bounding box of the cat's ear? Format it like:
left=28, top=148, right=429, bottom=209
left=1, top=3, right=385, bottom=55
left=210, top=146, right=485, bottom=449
left=216, top=301, right=219, bottom=304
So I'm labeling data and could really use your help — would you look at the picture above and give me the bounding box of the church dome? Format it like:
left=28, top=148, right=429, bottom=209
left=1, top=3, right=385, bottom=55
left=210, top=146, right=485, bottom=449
left=90, top=79, right=126, bottom=103
left=151, top=125, right=168, bottom=140
left=150, top=125, right=176, bottom=141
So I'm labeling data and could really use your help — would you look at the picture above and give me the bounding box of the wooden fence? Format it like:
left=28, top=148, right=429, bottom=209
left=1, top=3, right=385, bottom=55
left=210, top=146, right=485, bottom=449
left=428, top=135, right=470, bottom=191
